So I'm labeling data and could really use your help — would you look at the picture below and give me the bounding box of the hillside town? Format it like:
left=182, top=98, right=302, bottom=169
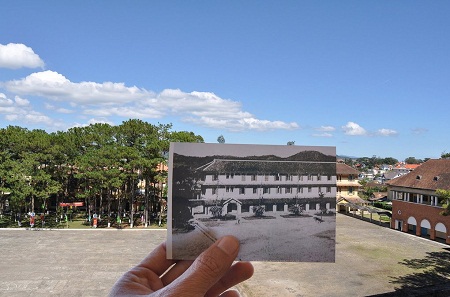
left=337, top=155, right=450, bottom=245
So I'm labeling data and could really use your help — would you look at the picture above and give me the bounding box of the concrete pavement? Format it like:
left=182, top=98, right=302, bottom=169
left=0, top=214, right=448, bottom=296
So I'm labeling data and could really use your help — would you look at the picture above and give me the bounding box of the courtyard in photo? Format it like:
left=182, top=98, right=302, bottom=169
left=171, top=211, right=335, bottom=262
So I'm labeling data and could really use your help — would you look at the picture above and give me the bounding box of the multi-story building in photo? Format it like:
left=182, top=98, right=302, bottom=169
left=189, top=159, right=337, bottom=216
left=387, top=159, right=450, bottom=244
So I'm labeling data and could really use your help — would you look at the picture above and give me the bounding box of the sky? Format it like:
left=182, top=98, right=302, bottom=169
left=1, top=1, right=449, bottom=161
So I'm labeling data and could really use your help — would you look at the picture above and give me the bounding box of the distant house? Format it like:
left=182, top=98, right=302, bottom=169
left=387, top=159, right=450, bottom=244
left=395, top=163, right=421, bottom=171
left=382, top=164, right=422, bottom=184
left=336, top=163, right=365, bottom=212
left=366, top=181, right=381, bottom=187
left=379, top=164, right=392, bottom=172
left=382, top=169, right=407, bottom=182
left=360, top=172, right=375, bottom=180
left=368, top=192, right=388, bottom=203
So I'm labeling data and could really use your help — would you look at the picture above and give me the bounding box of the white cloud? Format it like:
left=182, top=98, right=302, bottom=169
left=4, top=70, right=148, bottom=104
left=412, top=127, right=428, bottom=135
left=185, top=116, right=299, bottom=132
left=0, top=93, right=60, bottom=127
left=0, top=43, right=45, bottom=69
left=3, top=71, right=300, bottom=132
left=312, top=132, right=333, bottom=137
left=14, top=96, right=30, bottom=106
left=56, top=107, right=73, bottom=114
left=316, top=125, right=335, bottom=132
left=342, top=122, right=367, bottom=136
left=45, top=103, right=73, bottom=114
left=72, top=118, right=115, bottom=128
left=23, top=112, right=54, bottom=125
left=5, top=114, right=19, bottom=121
left=84, top=107, right=164, bottom=119
left=0, top=93, right=14, bottom=106
left=377, top=128, right=398, bottom=136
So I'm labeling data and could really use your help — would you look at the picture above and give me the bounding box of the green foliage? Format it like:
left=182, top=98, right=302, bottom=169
left=373, top=201, right=392, bottom=211
left=355, top=156, right=399, bottom=169
left=441, top=152, right=450, bottom=159
left=360, top=180, right=387, bottom=199
left=382, top=157, right=398, bottom=165
left=404, top=157, right=423, bottom=164
left=436, top=189, right=450, bottom=216
left=0, top=121, right=203, bottom=216
left=170, top=131, right=204, bottom=143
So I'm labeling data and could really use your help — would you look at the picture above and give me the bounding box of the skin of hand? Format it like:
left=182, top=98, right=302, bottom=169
left=109, top=235, right=254, bottom=297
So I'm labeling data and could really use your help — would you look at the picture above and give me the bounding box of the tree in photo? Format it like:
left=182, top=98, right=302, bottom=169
left=210, top=205, right=223, bottom=218
left=217, top=135, right=225, bottom=144
left=252, top=205, right=265, bottom=217
left=288, top=203, right=304, bottom=216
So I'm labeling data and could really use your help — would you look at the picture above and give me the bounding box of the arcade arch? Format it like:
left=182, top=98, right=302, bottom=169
left=435, top=222, right=447, bottom=241
left=407, top=216, right=417, bottom=234
left=420, top=219, right=431, bottom=237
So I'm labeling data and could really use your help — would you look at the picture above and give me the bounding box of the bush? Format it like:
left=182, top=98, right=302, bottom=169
left=222, top=213, right=236, bottom=220
left=210, top=205, right=223, bottom=218
left=288, top=204, right=303, bottom=216
left=252, top=205, right=265, bottom=217
left=374, top=202, right=392, bottom=211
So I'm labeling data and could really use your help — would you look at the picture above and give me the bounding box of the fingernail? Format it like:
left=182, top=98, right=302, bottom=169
left=217, top=236, right=239, bottom=256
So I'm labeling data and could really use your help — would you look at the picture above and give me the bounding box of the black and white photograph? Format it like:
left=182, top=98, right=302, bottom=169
left=167, top=143, right=337, bottom=262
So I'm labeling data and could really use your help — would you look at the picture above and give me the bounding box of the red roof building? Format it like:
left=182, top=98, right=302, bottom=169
left=387, top=159, right=450, bottom=244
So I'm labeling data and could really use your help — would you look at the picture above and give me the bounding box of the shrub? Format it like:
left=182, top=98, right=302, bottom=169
left=210, top=205, right=223, bottom=218
left=252, top=205, right=265, bottom=217
left=288, top=204, right=303, bottom=216
left=222, top=213, right=236, bottom=220
left=374, top=201, right=392, bottom=211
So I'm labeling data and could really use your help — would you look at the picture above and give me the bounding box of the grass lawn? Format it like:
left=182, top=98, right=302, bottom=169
left=360, top=211, right=391, bottom=222
left=0, top=213, right=166, bottom=229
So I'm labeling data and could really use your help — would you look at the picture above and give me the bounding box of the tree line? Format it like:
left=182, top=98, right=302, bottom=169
left=342, top=155, right=432, bottom=169
left=0, top=119, right=203, bottom=227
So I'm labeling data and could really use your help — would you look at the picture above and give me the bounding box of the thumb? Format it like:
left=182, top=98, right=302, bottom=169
left=168, top=236, right=240, bottom=296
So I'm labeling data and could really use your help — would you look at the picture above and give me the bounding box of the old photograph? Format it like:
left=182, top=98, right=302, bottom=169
left=167, top=143, right=337, bottom=262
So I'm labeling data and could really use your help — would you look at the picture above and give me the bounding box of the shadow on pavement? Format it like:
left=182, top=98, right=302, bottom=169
left=367, top=250, right=450, bottom=297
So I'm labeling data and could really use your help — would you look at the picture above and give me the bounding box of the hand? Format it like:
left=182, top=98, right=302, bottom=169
left=110, top=235, right=254, bottom=297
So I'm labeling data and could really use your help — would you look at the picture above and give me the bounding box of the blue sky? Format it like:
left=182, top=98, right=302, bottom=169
left=1, top=1, right=449, bottom=161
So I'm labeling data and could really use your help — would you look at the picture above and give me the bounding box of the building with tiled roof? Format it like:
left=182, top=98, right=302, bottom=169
left=387, top=159, right=450, bottom=244
left=395, top=163, right=422, bottom=171
left=336, top=163, right=365, bottom=212
left=368, top=192, right=388, bottom=202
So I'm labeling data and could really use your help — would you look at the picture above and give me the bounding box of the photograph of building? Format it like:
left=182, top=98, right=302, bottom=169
left=167, top=143, right=337, bottom=262
left=192, top=158, right=337, bottom=216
